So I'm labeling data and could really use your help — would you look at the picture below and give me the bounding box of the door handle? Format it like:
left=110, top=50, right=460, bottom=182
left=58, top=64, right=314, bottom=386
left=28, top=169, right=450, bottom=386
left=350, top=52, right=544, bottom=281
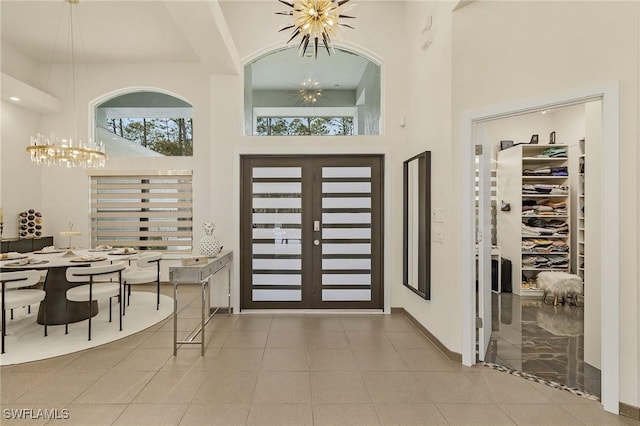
left=313, top=239, right=320, bottom=246
left=313, top=220, right=320, bottom=232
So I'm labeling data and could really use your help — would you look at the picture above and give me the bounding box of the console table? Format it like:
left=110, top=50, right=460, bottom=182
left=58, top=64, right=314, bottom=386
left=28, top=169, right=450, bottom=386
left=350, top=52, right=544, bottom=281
left=169, top=250, right=232, bottom=355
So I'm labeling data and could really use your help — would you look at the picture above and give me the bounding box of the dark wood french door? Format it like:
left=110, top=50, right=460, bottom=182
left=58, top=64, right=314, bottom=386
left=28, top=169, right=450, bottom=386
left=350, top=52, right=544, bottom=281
left=240, top=155, right=383, bottom=309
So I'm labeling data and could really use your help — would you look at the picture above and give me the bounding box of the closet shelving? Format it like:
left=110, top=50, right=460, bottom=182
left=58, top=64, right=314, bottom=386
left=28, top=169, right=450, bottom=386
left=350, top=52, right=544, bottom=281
left=577, top=138, right=585, bottom=282
left=497, top=144, right=571, bottom=296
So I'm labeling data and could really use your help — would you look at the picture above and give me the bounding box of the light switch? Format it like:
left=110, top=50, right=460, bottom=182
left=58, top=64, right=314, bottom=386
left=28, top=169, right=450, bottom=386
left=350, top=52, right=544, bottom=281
left=434, top=228, right=444, bottom=243
left=433, top=208, right=445, bottom=223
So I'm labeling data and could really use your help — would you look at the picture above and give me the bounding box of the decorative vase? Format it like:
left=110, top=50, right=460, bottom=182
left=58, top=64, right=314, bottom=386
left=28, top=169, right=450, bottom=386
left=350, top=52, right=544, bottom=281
left=199, top=222, right=222, bottom=257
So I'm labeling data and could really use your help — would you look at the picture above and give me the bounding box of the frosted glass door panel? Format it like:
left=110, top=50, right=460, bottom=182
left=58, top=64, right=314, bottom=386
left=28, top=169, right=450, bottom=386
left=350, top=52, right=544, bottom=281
left=253, top=167, right=302, bottom=178
left=253, top=197, right=301, bottom=209
left=322, top=289, right=371, bottom=301
left=322, top=243, right=371, bottom=254
left=253, top=274, right=301, bottom=285
left=323, top=197, right=371, bottom=209
left=250, top=165, right=302, bottom=304
left=322, top=213, right=371, bottom=224
left=322, top=182, right=371, bottom=193
left=321, top=166, right=373, bottom=302
left=253, top=290, right=301, bottom=301
left=253, top=228, right=302, bottom=240
left=322, top=228, right=371, bottom=239
left=253, top=182, right=301, bottom=194
left=252, top=213, right=301, bottom=224
left=322, top=167, right=371, bottom=178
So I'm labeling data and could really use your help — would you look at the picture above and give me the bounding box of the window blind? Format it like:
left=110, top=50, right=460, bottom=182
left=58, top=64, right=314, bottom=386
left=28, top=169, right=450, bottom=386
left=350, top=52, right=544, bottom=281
left=89, top=170, right=193, bottom=253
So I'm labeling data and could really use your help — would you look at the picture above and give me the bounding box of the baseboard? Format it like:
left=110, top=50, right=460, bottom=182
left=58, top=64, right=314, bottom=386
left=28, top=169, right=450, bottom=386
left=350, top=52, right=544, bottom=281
left=392, top=307, right=462, bottom=362
left=620, top=402, right=640, bottom=420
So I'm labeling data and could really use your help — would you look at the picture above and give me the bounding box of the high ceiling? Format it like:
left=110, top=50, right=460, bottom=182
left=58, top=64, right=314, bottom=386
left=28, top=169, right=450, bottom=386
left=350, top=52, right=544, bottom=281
left=1, top=0, right=372, bottom=93
left=1, top=1, right=201, bottom=64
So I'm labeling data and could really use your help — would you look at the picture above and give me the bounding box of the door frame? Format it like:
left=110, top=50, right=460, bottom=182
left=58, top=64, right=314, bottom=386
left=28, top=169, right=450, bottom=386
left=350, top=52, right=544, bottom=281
left=460, top=82, right=620, bottom=413
left=232, top=147, right=392, bottom=314
left=239, top=154, right=384, bottom=310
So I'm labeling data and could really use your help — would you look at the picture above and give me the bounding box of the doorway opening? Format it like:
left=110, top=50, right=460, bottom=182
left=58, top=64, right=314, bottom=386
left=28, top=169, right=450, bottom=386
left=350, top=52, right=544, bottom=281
left=462, top=83, right=619, bottom=413
left=478, top=102, right=602, bottom=398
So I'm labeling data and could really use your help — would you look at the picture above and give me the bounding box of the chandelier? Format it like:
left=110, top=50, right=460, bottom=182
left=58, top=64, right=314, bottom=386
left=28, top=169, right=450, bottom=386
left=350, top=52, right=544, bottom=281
left=26, top=0, right=106, bottom=169
left=277, top=0, right=355, bottom=58
left=299, top=78, right=322, bottom=104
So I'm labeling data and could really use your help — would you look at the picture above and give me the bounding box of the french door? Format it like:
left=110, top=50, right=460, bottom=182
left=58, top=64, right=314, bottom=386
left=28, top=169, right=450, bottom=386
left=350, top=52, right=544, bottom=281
left=240, top=155, right=383, bottom=309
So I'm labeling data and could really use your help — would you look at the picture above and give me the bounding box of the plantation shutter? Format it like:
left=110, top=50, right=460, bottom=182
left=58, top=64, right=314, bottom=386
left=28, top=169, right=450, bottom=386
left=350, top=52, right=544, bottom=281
left=90, top=170, right=193, bottom=253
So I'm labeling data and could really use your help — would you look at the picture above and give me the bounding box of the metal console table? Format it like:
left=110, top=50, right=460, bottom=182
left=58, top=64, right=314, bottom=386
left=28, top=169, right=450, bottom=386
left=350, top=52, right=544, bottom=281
left=170, top=250, right=232, bottom=355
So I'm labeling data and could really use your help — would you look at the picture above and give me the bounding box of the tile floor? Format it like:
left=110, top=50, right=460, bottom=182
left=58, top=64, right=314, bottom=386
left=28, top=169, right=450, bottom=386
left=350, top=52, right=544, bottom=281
left=1, top=285, right=637, bottom=425
left=486, top=292, right=601, bottom=398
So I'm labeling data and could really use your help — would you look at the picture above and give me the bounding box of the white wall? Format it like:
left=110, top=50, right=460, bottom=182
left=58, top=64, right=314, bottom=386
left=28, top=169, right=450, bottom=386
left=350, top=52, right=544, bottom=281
left=1, top=44, right=46, bottom=237
left=396, top=0, right=458, bottom=351
left=0, top=101, right=42, bottom=237
left=452, top=0, right=639, bottom=408
left=31, top=62, right=212, bottom=250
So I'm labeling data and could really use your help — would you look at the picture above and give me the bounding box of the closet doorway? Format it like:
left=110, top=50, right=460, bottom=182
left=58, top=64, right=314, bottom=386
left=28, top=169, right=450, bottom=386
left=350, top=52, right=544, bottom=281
left=463, top=83, right=620, bottom=413
left=479, top=102, right=602, bottom=397
left=240, top=155, right=384, bottom=310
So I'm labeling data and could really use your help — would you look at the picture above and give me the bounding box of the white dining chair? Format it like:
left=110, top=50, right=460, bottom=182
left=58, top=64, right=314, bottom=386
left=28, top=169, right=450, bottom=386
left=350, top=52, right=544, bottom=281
left=1, top=270, right=47, bottom=354
left=121, top=252, right=162, bottom=314
left=65, top=262, right=125, bottom=341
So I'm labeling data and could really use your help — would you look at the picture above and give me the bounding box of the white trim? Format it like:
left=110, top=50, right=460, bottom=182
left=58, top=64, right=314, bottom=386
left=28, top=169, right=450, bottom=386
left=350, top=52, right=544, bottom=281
left=254, top=106, right=358, bottom=117
left=460, top=82, right=619, bottom=414
left=233, top=147, right=392, bottom=315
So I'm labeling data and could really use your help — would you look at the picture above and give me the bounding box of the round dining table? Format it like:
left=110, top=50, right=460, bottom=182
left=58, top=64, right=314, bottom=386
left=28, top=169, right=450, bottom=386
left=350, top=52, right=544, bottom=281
left=0, top=249, right=137, bottom=325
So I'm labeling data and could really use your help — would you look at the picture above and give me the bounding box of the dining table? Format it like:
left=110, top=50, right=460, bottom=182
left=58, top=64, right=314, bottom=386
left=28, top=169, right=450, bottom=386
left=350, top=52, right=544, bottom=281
left=0, top=248, right=137, bottom=325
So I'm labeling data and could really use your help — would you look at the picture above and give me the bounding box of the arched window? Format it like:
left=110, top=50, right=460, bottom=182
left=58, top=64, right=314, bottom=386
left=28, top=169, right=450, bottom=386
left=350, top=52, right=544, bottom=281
left=95, top=91, right=193, bottom=156
left=244, top=47, right=380, bottom=136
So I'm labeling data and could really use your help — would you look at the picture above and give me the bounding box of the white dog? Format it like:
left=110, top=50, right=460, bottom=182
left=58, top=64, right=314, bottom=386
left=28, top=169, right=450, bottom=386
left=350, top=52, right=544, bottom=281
left=536, top=271, right=583, bottom=306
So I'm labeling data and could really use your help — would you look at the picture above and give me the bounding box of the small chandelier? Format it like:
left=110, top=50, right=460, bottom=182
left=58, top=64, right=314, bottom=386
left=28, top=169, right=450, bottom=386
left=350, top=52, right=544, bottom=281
left=277, top=0, right=355, bottom=58
left=299, top=78, right=322, bottom=104
left=26, top=0, right=106, bottom=169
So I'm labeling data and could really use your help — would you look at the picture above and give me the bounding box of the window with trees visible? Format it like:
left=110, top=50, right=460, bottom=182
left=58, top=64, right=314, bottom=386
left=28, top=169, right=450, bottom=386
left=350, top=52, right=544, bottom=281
left=95, top=91, right=193, bottom=157
left=256, top=116, right=354, bottom=136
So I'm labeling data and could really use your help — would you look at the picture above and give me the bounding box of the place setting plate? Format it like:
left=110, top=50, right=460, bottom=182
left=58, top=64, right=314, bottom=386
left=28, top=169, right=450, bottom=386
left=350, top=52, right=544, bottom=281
left=88, top=245, right=114, bottom=252
left=70, top=256, right=108, bottom=263
left=32, top=248, right=67, bottom=254
left=109, top=248, right=137, bottom=255
left=0, top=253, right=29, bottom=261
left=4, top=258, right=49, bottom=267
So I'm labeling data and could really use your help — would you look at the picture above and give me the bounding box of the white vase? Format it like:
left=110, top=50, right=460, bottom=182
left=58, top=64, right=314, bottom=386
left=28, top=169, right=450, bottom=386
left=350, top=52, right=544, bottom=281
left=199, top=234, right=222, bottom=257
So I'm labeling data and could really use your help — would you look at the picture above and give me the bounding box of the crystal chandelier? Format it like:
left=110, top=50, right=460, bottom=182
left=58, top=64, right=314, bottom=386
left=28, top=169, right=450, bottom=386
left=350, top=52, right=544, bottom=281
left=277, top=0, right=355, bottom=58
left=26, top=0, right=106, bottom=169
left=27, top=134, right=106, bottom=168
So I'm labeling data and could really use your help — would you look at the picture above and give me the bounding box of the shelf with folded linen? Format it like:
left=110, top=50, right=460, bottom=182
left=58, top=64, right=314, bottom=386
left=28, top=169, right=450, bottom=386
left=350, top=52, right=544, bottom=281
left=521, top=198, right=567, bottom=216
left=522, top=254, right=570, bottom=271
left=522, top=238, right=569, bottom=253
left=522, top=184, right=569, bottom=196
left=522, top=145, right=568, bottom=158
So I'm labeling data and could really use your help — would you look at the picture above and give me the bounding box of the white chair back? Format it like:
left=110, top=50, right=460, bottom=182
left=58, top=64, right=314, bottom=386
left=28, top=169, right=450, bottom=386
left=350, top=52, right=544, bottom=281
left=66, top=262, right=126, bottom=283
left=136, top=252, right=162, bottom=269
left=0, top=270, right=42, bottom=290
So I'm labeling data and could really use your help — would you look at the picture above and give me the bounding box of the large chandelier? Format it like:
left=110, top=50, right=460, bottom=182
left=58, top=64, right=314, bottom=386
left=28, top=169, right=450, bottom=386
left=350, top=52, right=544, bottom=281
left=277, top=0, right=355, bottom=58
left=26, top=0, right=106, bottom=169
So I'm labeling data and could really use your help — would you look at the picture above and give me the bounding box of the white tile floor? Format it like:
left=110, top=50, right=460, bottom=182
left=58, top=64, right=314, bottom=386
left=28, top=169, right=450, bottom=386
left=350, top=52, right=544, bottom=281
left=1, top=284, right=638, bottom=425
